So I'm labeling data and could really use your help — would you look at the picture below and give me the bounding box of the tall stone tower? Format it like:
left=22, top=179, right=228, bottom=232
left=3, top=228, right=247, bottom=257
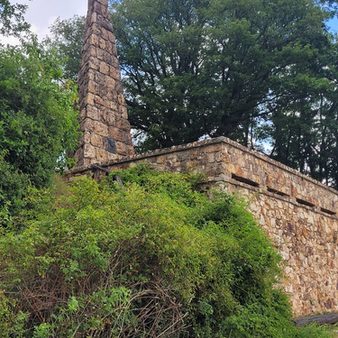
left=75, top=0, right=134, bottom=167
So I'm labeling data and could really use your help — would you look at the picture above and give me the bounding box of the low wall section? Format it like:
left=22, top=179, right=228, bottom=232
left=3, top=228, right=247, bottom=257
left=68, top=137, right=338, bottom=316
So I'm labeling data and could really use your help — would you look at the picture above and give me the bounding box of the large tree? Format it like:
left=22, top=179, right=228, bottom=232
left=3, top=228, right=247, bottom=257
left=0, top=42, right=79, bottom=218
left=270, top=40, right=338, bottom=188
left=112, top=0, right=338, bottom=188
left=46, top=0, right=338, bottom=187
left=112, top=0, right=333, bottom=148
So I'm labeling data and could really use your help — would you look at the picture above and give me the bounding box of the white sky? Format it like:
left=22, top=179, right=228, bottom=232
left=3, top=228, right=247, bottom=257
left=2, top=0, right=337, bottom=45
left=1, top=0, right=87, bottom=44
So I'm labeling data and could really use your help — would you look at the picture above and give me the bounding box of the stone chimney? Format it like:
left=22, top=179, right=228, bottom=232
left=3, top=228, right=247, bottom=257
left=75, top=0, right=134, bottom=167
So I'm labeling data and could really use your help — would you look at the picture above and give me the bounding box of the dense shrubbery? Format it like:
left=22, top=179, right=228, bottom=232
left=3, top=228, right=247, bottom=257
left=0, top=165, right=332, bottom=337
left=0, top=43, right=79, bottom=218
left=0, top=153, right=29, bottom=226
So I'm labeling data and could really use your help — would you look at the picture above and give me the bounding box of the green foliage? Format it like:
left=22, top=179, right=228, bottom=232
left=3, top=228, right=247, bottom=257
left=44, top=16, right=85, bottom=81
left=110, top=0, right=333, bottom=146
left=0, top=42, right=79, bottom=217
left=270, top=40, right=338, bottom=188
left=0, top=165, right=331, bottom=337
left=296, top=324, right=333, bottom=338
left=223, top=293, right=332, bottom=338
left=0, top=0, right=29, bottom=37
left=45, top=1, right=338, bottom=187
left=0, top=291, right=27, bottom=337
left=0, top=152, right=30, bottom=225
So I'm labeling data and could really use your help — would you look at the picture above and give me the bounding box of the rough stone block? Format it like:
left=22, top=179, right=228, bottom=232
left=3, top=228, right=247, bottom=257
left=91, top=133, right=104, bottom=147
left=83, top=143, right=96, bottom=159
left=99, top=62, right=110, bottom=75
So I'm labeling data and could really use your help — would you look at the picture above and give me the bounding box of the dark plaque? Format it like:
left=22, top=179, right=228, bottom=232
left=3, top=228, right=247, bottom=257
left=106, top=137, right=117, bottom=154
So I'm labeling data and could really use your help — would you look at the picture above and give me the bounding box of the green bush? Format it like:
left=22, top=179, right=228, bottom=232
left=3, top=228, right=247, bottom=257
left=0, top=165, right=332, bottom=337
left=0, top=153, right=30, bottom=226
left=0, top=42, right=79, bottom=219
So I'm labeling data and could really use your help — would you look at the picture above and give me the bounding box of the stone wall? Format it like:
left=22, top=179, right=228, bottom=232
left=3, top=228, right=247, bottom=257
left=68, top=136, right=338, bottom=317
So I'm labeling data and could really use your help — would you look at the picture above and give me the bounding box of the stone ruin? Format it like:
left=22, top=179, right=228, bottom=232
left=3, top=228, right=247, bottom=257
left=70, top=0, right=338, bottom=317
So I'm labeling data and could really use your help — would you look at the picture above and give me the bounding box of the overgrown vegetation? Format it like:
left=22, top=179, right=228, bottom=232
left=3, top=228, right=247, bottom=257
left=0, top=165, right=332, bottom=337
left=0, top=1, right=336, bottom=336
left=0, top=42, right=79, bottom=218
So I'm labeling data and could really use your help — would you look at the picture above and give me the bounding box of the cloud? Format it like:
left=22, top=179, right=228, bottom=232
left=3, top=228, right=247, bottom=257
left=8, top=0, right=87, bottom=40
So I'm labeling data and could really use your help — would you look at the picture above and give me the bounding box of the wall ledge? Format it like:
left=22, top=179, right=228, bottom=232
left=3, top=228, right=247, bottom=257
left=66, top=136, right=338, bottom=197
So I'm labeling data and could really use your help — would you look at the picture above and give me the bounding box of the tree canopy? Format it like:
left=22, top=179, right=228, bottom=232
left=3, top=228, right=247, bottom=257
left=46, top=0, right=338, bottom=188
left=111, top=0, right=332, bottom=144
left=0, top=42, right=79, bottom=218
left=44, top=16, right=85, bottom=81
left=0, top=0, right=29, bottom=36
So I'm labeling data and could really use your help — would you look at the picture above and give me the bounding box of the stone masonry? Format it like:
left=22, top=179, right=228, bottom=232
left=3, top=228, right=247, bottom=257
left=75, top=0, right=134, bottom=167
left=69, top=137, right=338, bottom=317
left=71, top=0, right=338, bottom=317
